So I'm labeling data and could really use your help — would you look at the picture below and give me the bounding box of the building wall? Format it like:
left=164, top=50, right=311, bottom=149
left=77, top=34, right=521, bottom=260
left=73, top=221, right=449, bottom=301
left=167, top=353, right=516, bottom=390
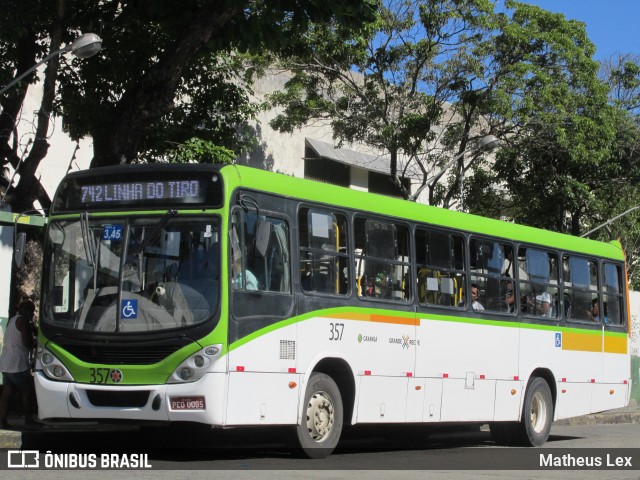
left=0, top=222, right=13, bottom=384
left=20, top=80, right=93, bottom=202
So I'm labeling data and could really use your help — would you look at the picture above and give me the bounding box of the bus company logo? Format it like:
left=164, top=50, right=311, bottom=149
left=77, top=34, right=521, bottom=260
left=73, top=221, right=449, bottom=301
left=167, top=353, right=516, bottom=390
left=358, top=334, right=377, bottom=343
left=110, top=369, right=123, bottom=383
left=389, top=335, right=420, bottom=349
left=8, top=450, right=40, bottom=468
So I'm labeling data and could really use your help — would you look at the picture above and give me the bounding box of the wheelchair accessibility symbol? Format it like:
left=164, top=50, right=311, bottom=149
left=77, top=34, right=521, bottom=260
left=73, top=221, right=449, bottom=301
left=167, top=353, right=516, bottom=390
left=555, top=332, right=562, bottom=348
left=121, top=299, right=138, bottom=319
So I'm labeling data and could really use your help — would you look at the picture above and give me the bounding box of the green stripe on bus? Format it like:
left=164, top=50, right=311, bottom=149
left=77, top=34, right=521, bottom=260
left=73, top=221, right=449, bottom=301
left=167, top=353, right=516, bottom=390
left=228, top=306, right=626, bottom=351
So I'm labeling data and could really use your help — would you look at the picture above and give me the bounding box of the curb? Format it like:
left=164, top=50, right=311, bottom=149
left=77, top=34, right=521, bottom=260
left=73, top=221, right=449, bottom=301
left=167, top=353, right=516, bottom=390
left=0, top=430, right=21, bottom=449
left=554, top=410, right=640, bottom=426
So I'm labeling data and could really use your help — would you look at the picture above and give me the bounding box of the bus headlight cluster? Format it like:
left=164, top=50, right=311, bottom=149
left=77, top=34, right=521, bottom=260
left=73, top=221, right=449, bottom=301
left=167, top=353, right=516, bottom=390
left=36, top=346, right=75, bottom=382
left=167, top=345, right=221, bottom=384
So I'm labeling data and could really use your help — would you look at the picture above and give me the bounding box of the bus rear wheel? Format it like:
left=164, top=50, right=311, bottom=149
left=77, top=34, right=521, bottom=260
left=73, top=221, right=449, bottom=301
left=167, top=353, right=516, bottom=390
left=520, top=377, right=553, bottom=446
left=295, top=372, right=343, bottom=458
left=490, top=377, right=553, bottom=446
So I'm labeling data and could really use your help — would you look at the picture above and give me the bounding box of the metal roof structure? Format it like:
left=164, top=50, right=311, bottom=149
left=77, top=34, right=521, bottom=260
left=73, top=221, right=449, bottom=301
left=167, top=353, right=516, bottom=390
left=305, top=138, right=391, bottom=175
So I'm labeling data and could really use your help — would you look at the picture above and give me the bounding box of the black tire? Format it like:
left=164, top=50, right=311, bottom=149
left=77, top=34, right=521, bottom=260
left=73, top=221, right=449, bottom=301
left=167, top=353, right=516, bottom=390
left=295, top=373, right=343, bottom=459
left=519, top=377, right=553, bottom=446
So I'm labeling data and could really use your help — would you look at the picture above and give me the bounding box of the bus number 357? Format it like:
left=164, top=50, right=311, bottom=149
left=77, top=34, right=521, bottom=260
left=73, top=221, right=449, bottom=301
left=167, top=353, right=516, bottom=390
left=329, top=322, right=344, bottom=341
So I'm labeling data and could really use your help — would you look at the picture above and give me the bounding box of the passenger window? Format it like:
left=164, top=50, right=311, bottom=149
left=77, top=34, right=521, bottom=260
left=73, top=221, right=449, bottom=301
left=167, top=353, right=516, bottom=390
left=602, top=263, right=624, bottom=326
left=299, top=208, right=349, bottom=295
left=355, top=217, right=411, bottom=301
left=469, top=238, right=515, bottom=314
left=563, top=256, right=598, bottom=322
left=230, top=210, right=290, bottom=293
left=518, top=247, right=559, bottom=319
left=416, top=229, right=466, bottom=308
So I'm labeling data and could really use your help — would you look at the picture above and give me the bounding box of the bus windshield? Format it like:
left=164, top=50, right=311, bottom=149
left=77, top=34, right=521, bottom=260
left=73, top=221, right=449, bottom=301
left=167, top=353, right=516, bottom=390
left=43, top=216, right=220, bottom=333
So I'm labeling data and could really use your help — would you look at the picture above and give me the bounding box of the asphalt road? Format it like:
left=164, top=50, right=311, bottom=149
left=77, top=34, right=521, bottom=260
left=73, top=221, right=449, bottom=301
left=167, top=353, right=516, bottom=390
left=1, top=422, right=639, bottom=479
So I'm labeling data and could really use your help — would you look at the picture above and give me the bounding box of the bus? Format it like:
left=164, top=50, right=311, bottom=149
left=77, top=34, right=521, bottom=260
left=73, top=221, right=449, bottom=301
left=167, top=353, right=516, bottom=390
left=34, top=163, right=631, bottom=457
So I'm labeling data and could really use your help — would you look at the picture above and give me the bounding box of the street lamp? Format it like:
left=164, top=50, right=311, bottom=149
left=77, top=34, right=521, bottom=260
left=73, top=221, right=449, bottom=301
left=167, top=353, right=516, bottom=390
left=427, top=134, right=501, bottom=211
left=580, top=204, right=640, bottom=238
left=0, top=32, right=102, bottom=96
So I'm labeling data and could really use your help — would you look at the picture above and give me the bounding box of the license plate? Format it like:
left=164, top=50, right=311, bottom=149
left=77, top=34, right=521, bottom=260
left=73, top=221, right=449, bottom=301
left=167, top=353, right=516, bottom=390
left=169, top=396, right=206, bottom=410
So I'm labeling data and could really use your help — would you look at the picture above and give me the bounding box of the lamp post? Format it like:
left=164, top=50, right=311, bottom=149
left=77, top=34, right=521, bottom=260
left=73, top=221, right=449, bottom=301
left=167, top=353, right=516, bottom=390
left=427, top=134, right=501, bottom=211
left=580, top=204, right=640, bottom=238
left=0, top=32, right=102, bottom=96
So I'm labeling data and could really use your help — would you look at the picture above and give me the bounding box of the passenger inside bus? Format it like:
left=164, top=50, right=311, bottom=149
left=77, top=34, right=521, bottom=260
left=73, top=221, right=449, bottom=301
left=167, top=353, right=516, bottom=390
left=471, top=283, right=484, bottom=311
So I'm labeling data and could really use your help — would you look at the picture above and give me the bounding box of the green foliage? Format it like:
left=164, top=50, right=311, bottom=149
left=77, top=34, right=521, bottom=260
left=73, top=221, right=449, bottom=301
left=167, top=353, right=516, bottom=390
left=168, top=138, right=236, bottom=164
left=269, top=0, right=499, bottom=202
left=0, top=0, right=376, bottom=210
left=270, top=0, right=640, bottom=292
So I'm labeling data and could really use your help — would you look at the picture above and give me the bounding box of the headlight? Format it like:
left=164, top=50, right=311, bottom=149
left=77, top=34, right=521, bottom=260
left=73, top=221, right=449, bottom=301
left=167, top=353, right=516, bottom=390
left=36, top=346, right=75, bottom=382
left=167, top=345, right=222, bottom=384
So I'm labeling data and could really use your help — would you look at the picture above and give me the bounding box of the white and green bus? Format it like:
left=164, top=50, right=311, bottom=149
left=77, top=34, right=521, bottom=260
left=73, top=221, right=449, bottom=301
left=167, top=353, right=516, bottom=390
left=35, top=163, right=631, bottom=457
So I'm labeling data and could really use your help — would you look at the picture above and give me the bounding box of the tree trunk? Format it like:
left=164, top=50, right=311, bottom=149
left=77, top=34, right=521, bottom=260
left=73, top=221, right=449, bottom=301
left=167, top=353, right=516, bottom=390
left=4, top=1, right=64, bottom=212
left=90, top=4, right=245, bottom=167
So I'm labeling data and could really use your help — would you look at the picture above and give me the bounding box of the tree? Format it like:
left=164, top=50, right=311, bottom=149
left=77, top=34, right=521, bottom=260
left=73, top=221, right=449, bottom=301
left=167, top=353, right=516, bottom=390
left=585, top=55, right=640, bottom=289
left=269, top=0, right=501, bottom=204
left=0, top=0, right=376, bottom=213
left=268, top=0, right=620, bottom=217
left=488, top=2, right=623, bottom=236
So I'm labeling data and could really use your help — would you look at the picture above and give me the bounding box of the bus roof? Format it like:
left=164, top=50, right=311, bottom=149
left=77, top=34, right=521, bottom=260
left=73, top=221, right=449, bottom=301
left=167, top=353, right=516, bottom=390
left=223, top=164, right=624, bottom=262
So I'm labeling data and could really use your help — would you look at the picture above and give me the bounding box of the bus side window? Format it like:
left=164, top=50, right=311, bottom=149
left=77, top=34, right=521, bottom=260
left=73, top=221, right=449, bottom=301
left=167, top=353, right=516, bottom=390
left=231, top=209, right=290, bottom=294
left=518, top=247, right=558, bottom=319
left=602, top=263, right=624, bottom=325
left=416, top=228, right=466, bottom=308
left=299, top=208, right=349, bottom=295
left=469, top=238, right=515, bottom=315
left=563, top=256, right=598, bottom=322
left=355, top=217, right=411, bottom=302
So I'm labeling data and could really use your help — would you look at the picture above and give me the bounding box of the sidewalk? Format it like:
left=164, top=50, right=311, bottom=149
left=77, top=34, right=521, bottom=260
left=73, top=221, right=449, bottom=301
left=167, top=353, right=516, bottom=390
left=1, top=405, right=638, bottom=449
left=554, top=403, right=640, bottom=426
left=0, top=418, right=139, bottom=449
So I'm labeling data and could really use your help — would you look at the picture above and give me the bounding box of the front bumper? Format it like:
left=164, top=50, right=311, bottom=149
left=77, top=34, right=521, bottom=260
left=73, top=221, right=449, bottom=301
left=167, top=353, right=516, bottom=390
left=34, top=371, right=227, bottom=425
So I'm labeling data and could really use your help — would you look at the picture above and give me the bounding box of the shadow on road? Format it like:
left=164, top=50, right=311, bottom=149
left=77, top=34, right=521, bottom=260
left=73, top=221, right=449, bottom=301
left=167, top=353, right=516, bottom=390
left=16, top=421, right=585, bottom=464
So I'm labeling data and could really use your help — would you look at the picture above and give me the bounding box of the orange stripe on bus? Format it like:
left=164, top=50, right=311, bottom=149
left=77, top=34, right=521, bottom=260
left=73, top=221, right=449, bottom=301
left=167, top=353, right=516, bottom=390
left=562, top=332, right=627, bottom=354
left=369, top=314, right=418, bottom=325
left=604, top=336, right=627, bottom=354
left=562, top=333, right=601, bottom=353
left=325, top=312, right=417, bottom=325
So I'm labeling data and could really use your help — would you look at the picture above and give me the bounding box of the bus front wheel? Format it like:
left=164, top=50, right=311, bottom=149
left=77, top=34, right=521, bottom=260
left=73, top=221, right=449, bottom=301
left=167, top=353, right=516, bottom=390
left=295, top=372, right=343, bottom=458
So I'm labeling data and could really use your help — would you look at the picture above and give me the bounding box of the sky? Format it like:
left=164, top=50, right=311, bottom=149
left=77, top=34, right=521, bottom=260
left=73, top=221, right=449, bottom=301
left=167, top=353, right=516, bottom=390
left=521, top=0, right=640, bottom=60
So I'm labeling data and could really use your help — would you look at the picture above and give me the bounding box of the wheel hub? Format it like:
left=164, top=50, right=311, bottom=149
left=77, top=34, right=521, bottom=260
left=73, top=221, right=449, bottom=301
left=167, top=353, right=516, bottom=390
left=530, top=391, right=547, bottom=433
left=306, top=391, right=334, bottom=442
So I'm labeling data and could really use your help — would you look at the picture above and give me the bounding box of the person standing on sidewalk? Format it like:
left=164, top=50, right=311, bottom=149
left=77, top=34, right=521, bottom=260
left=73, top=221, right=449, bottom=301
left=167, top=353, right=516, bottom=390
left=0, top=299, right=37, bottom=428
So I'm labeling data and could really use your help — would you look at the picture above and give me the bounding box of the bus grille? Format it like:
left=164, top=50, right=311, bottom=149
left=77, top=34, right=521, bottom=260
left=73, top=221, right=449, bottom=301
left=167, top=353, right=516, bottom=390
left=60, top=344, right=182, bottom=365
left=86, top=390, right=150, bottom=408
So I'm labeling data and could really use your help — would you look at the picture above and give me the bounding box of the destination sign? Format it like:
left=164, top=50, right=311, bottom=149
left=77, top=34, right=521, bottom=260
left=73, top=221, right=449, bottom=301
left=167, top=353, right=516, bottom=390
left=80, top=180, right=201, bottom=204
left=51, top=165, right=224, bottom=213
